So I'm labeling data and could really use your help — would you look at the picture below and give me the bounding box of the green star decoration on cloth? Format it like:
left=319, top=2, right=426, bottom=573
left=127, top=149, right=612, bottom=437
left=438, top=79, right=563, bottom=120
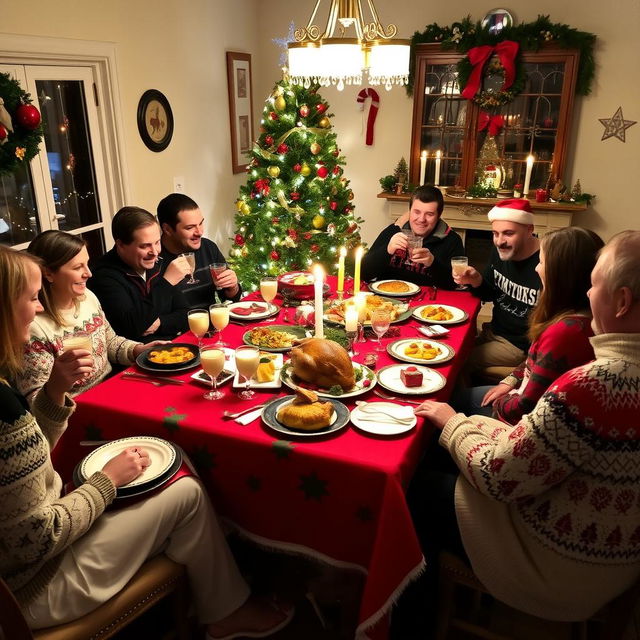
left=599, top=107, right=637, bottom=142
left=84, top=423, right=103, bottom=442
left=272, top=440, right=296, bottom=459
left=299, top=471, right=329, bottom=501
left=163, top=407, right=187, bottom=433
left=189, top=445, right=216, bottom=474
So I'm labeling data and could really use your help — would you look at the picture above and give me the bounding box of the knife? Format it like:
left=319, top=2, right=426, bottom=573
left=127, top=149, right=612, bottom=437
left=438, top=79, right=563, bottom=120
left=122, top=371, right=185, bottom=385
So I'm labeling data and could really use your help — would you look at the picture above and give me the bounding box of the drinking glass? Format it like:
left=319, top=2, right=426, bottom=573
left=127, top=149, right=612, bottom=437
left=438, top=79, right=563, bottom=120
left=260, top=277, right=278, bottom=304
left=188, top=309, right=209, bottom=349
left=371, top=309, right=391, bottom=351
left=209, top=262, right=226, bottom=288
left=451, top=256, right=469, bottom=290
left=200, top=346, right=225, bottom=400
left=403, top=231, right=422, bottom=264
left=234, top=345, right=260, bottom=400
left=62, top=332, right=94, bottom=384
left=180, top=252, right=198, bottom=284
left=209, top=303, right=230, bottom=346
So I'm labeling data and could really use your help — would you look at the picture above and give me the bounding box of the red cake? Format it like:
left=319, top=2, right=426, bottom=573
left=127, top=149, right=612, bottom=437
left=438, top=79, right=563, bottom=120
left=400, top=366, right=423, bottom=388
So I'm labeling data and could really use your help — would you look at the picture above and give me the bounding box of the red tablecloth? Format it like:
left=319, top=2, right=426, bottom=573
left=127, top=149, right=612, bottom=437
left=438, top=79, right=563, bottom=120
left=54, top=281, right=480, bottom=639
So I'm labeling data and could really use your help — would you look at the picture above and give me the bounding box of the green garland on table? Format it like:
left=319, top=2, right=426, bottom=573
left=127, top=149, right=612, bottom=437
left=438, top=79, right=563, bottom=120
left=0, top=72, right=43, bottom=177
left=406, top=15, right=596, bottom=104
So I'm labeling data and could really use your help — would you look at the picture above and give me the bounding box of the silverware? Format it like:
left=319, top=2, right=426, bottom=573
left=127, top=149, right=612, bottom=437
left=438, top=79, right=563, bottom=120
left=373, top=389, right=423, bottom=405
left=222, top=403, right=266, bottom=420
left=122, top=375, right=162, bottom=387
left=122, top=371, right=185, bottom=386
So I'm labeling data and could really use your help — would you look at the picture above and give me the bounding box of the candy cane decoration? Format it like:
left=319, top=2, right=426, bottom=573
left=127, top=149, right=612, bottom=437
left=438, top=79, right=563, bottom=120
left=356, top=87, right=380, bottom=146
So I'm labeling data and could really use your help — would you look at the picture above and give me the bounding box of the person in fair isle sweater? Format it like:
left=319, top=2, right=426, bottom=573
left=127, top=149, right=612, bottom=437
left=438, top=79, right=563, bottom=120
left=394, top=230, right=640, bottom=638
left=453, top=226, right=604, bottom=423
left=0, top=246, right=293, bottom=637
left=15, top=231, right=167, bottom=402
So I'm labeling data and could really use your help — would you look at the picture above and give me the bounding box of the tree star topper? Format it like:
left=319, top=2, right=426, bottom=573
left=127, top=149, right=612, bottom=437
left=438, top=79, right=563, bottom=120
left=599, top=106, right=636, bottom=142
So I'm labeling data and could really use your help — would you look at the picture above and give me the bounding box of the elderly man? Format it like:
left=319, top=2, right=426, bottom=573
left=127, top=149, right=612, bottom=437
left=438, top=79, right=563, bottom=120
left=455, top=198, right=541, bottom=380
left=361, top=185, right=464, bottom=289
left=393, top=230, right=640, bottom=638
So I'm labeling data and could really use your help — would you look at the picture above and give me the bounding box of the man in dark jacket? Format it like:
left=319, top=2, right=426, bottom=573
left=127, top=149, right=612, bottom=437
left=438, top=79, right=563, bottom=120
left=361, top=186, right=464, bottom=289
left=89, top=207, right=189, bottom=342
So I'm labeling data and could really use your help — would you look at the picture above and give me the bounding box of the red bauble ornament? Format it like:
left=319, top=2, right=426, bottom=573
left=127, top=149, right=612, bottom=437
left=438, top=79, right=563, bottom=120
left=276, top=143, right=288, bottom=154
left=288, top=228, right=298, bottom=239
left=303, top=232, right=312, bottom=240
left=299, top=104, right=310, bottom=117
left=290, top=192, right=300, bottom=201
left=293, top=163, right=302, bottom=173
left=310, top=244, right=319, bottom=253
left=272, top=217, right=280, bottom=224
left=270, top=250, right=280, bottom=261
left=0, top=124, right=7, bottom=142
left=16, top=103, right=41, bottom=130
left=332, top=166, right=341, bottom=175
left=330, top=201, right=338, bottom=211
left=316, top=103, right=327, bottom=114
left=264, top=135, right=274, bottom=145
left=346, top=222, right=357, bottom=234
left=235, top=234, right=245, bottom=246
left=269, top=112, right=278, bottom=121
left=317, top=166, right=328, bottom=179
left=332, top=149, right=340, bottom=157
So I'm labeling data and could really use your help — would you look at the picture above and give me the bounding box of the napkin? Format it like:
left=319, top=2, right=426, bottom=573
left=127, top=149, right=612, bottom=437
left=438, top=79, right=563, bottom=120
left=235, top=408, right=263, bottom=425
left=355, top=402, right=415, bottom=424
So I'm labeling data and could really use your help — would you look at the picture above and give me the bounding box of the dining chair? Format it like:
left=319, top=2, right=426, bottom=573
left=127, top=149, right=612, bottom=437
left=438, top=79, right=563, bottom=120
left=0, top=554, right=190, bottom=640
left=435, top=550, right=640, bottom=640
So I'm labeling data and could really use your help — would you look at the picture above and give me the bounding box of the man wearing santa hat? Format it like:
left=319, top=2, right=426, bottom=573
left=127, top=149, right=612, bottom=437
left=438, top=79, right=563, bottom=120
left=454, top=198, right=541, bottom=382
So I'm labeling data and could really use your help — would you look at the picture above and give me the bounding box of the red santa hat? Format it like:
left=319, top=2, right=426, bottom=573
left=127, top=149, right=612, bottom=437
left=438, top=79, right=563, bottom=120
left=487, top=198, right=534, bottom=226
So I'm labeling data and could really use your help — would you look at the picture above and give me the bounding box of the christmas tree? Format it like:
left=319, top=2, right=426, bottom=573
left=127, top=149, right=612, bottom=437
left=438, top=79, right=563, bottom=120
left=228, top=73, right=364, bottom=291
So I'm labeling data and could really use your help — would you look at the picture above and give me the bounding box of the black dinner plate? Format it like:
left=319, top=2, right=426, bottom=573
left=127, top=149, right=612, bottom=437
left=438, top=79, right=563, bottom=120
left=136, top=343, right=200, bottom=373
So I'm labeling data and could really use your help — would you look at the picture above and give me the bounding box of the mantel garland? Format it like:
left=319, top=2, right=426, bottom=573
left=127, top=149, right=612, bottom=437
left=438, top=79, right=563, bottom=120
left=0, top=72, right=43, bottom=177
left=406, top=15, right=596, bottom=105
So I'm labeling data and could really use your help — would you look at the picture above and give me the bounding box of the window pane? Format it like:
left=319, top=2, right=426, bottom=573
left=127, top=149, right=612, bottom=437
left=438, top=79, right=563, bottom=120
left=36, top=80, right=101, bottom=232
left=0, top=163, right=40, bottom=246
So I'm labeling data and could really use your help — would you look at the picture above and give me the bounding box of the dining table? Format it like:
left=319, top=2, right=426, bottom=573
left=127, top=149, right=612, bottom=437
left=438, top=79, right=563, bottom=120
left=53, top=277, right=481, bottom=640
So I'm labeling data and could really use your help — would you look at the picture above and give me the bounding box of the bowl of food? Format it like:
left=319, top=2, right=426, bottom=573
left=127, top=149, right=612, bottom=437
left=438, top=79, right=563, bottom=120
left=138, top=343, right=200, bottom=370
left=277, top=271, right=316, bottom=300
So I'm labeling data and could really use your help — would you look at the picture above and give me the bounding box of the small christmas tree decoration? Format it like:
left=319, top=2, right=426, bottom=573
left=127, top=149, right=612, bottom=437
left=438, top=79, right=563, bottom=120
left=240, top=203, right=251, bottom=215
left=319, top=117, right=330, bottom=128
left=265, top=135, right=274, bottom=146
left=316, top=103, right=327, bottom=113
left=269, top=111, right=278, bottom=121
left=277, top=143, right=289, bottom=154
left=310, top=142, right=321, bottom=155
left=571, top=179, right=582, bottom=200
left=312, top=214, right=326, bottom=229
left=267, top=165, right=281, bottom=178
left=299, top=104, right=310, bottom=117
left=0, top=124, right=7, bottom=145
left=300, top=163, right=312, bottom=176
left=235, top=234, right=245, bottom=246
left=317, top=166, right=328, bottom=179
left=15, top=103, right=41, bottom=130
left=270, top=250, right=280, bottom=261
left=293, top=163, right=302, bottom=173
left=274, top=95, right=286, bottom=112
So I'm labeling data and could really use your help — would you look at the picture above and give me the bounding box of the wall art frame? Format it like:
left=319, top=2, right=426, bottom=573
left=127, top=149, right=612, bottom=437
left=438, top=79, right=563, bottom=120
left=226, top=51, right=254, bottom=173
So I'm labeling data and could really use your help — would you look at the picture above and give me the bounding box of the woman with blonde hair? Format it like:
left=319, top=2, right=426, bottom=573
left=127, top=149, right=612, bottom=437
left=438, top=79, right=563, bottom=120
left=0, top=244, right=292, bottom=638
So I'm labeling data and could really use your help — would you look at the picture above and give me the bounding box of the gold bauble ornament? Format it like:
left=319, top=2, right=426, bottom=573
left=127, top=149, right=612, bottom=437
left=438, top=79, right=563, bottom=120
left=267, top=165, right=281, bottom=178
left=310, top=142, right=321, bottom=155
left=312, top=214, right=326, bottom=230
left=240, top=203, right=251, bottom=215
left=319, top=117, right=330, bottom=128
left=236, top=199, right=244, bottom=211
left=300, top=163, right=312, bottom=177
left=274, top=95, right=286, bottom=112
left=241, top=246, right=249, bottom=257
left=348, top=191, right=354, bottom=201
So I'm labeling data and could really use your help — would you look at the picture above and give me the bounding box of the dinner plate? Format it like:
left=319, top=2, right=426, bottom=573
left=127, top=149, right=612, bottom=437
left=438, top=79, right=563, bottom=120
left=368, top=280, right=421, bottom=297
left=376, top=363, right=447, bottom=395
left=75, top=436, right=182, bottom=498
left=412, top=304, right=469, bottom=325
left=350, top=402, right=417, bottom=436
left=136, top=343, right=200, bottom=372
left=387, top=338, right=455, bottom=365
left=280, top=362, right=376, bottom=399
left=233, top=353, right=284, bottom=389
left=261, top=395, right=349, bottom=437
left=243, top=325, right=307, bottom=353
left=228, top=301, right=279, bottom=321
left=324, top=294, right=411, bottom=326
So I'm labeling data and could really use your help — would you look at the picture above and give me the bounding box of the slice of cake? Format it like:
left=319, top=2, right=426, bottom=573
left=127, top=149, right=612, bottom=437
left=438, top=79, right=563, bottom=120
left=400, top=366, right=423, bottom=388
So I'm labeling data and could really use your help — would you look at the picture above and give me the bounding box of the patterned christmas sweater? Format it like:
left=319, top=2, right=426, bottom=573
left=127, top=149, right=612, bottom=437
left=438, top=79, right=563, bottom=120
left=494, top=315, right=594, bottom=425
left=16, top=290, right=139, bottom=402
left=0, top=382, right=115, bottom=606
left=441, top=333, right=640, bottom=619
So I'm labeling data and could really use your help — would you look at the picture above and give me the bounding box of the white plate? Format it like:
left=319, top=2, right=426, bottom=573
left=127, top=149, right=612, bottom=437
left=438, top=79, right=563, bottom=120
left=368, top=280, right=421, bottom=297
left=350, top=402, right=417, bottom=436
left=376, top=364, right=446, bottom=395
left=280, top=362, right=377, bottom=399
left=233, top=353, right=283, bottom=389
left=228, top=301, right=279, bottom=321
left=387, top=338, right=455, bottom=365
left=79, top=436, right=177, bottom=489
left=324, top=293, right=411, bottom=326
left=412, top=304, right=469, bottom=325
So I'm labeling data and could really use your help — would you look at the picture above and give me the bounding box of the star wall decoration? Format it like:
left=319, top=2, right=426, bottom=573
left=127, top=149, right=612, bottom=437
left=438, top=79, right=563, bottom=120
left=599, top=107, right=636, bottom=142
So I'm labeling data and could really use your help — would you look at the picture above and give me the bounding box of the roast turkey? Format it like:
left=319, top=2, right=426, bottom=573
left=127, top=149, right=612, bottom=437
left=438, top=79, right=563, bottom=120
left=289, top=337, right=355, bottom=391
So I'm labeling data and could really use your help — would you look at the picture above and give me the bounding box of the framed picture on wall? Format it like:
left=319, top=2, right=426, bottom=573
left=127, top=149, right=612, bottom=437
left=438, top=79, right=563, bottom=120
left=137, top=89, right=174, bottom=152
left=226, top=52, right=254, bottom=173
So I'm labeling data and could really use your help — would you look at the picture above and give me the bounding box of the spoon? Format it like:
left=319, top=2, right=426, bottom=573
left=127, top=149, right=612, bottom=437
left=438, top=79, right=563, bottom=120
left=222, top=403, right=266, bottom=420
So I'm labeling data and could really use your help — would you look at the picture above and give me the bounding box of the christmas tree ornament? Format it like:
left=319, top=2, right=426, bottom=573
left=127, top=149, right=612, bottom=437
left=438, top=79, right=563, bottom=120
left=299, top=104, right=310, bottom=117
left=0, top=124, right=7, bottom=145
left=241, top=246, right=249, bottom=257
left=330, top=201, right=338, bottom=210
left=327, top=223, right=336, bottom=236
left=241, top=203, right=251, bottom=215
left=235, top=234, right=245, bottom=246
left=15, top=103, right=41, bottom=130
left=15, top=147, right=26, bottom=160
left=316, top=166, right=328, bottom=179
left=293, top=163, right=302, bottom=173
left=300, top=163, right=312, bottom=177
left=348, top=191, right=354, bottom=201
left=344, top=206, right=352, bottom=214
left=312, top=214, right=326, bottom=229
left=265, top=135, right=274, bottom=146
left=356, top=88, right=380, bottom=146
left=332, top=149, right=340, bottom=157
left=347, top=221, right=358, bottom=234
left=310, top=142, right=321, bottom=155
left=272, top=217, right=280, bottom=224
left=288, top=228, right=298, bottom=239
left=332, top=166, right=341, bottom=175
left=310, top=244, right=319, bottom=253
left=276, top=143, right=289, bottom=154
left=282, top=236, right=297, bottom=248
left=267, top=165, right=281, bottom=178
left=0, top=98, right=14, bottom=132
left=269, top=111, right=278, bottom=121
left=274, top=95, right=286, bottom=112
left=270, top=250, right=281, bottom=261
left=319, top=117, right=330, bottom=128
left=316, top=103, right=327, bottom=114
left=303, top=232, right=312, bottom=240
left=290, top=192, right=300, bottom=200
left=236, top=199, right=244, bottom=211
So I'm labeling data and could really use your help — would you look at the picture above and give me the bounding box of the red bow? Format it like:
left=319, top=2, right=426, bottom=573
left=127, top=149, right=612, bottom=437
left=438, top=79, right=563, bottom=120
left=254, top=178, right=270, bottom=196
left=461, top=41, right=519, bottom=101
left=478, top=112, right=504, bottom=136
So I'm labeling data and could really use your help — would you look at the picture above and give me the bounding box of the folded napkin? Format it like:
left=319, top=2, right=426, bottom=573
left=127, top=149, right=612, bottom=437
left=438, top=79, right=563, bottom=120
left=355, top=402, right=414, bottom=424
left=235, top=408, right=263, bottom=425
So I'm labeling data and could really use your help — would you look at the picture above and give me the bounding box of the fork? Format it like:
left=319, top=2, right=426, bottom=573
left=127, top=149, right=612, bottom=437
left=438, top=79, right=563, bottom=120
left=373, top=389, right=423, bottom=405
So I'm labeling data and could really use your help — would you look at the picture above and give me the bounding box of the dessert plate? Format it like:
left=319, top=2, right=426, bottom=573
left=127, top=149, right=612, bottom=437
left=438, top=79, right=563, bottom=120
left=387, top=338, right=455, bottom=365
left=280, top=362, right=376, bottom=399
left=368, top=280, right=421, bottom=297
left=261, top=395, right=349, bottom=437
left=228, top=301, right=279, bottom=321
left=412, top=304, right=468, bottom=325
left=350, top=402, right=417, bottom=436
left=376, top=364, right=446, bottom=396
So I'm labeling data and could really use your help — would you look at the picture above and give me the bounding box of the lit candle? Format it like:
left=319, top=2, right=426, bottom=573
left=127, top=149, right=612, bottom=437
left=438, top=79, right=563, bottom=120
left=434, top=150, right=441, bottom=186
left=337, top=246, right=346, bottom=293
left=419, top=150, right=427, bottom=186
left=345, top=306, right=358, bottom=332
left=353, top=246, right=364, bottom=293
left=313, top=264, right=324, bottom=339
left=354, top=292, right=368, bottom=323
left=523, top=155, right=534, bottom=197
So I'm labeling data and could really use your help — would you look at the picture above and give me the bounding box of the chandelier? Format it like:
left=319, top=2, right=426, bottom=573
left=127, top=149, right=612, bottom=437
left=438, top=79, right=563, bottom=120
left=287, top=0, right=410, bottom=91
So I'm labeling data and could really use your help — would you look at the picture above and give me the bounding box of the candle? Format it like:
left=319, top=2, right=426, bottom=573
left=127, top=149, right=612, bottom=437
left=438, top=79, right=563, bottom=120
left=337, top=246, right=346, bottom=292
left=353, top=246, right=364, bottom=293
left=354, top=292, right=368, bottom=323
left=419, top=150, right=427, bottom=186
left=523, top=155, right=534, bottom=197
left=434, top=150, right=441, bottom=186
left=345, top=306, right=358, bottom=332
left=312, top=264, right=324, bottom=339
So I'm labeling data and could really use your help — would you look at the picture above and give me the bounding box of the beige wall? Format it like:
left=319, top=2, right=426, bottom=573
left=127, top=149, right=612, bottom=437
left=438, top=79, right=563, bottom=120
left=2, top=0, right=639, bottom=252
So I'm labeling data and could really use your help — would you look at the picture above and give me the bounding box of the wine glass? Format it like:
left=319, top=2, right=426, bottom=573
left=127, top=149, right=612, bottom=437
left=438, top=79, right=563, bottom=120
left=209, top=303, right=230, bottom=346
left=188, top=309, right=209, bottom=349
left=209, top=262, right=226, bottom=289
left=260, top=277, right=278, bottom=304
left=451, top=256, right=469, bottom=290
left=180, top=252, right=198, bottom=284
left=371, top=309, right=391, bottom=351
left=234, top=345, right=260, bottom=400
left=200, top=346, right=225, bottom=400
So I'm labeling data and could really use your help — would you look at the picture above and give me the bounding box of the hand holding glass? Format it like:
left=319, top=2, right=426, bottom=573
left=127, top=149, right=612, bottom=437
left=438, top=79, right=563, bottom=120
left=451, top=256, right=468, bottom=290
left=209, top=303, right=229, bottom=346
left=371, top=309, right=391, bottom=351
left=200, top=346, right=225, bottom=400
left=403, top=231, right=422, bottom=264
left=209, top=262, right=226, bottom=288
left=234, top=345, right=260, bottom=400
left=180, top=252, right=198, bottom=284
left=188, top=309, right=209, bottom=348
